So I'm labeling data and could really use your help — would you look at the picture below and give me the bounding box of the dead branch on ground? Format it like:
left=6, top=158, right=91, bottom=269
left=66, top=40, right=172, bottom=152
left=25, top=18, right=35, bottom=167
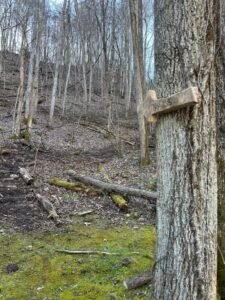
left=67, top=170, right=157, bottom=203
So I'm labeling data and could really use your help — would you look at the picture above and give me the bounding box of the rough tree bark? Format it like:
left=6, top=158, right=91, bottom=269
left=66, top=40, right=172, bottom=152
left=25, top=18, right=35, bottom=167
left=216, top=1, right=225, bottom=298
left=154, top=1, right=217, bottom=299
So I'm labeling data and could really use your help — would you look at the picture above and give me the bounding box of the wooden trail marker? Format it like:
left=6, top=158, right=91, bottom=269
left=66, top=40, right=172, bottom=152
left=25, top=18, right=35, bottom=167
left=144, top=86, right=200, bottom=123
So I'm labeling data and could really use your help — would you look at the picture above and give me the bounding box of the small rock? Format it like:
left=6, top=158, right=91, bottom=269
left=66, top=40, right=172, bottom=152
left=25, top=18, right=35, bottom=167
left=107, top=293, right=117, bottom=300
left=111, top=277, right=120, bottom=285
left=77, top=258, right=84, bottom=264
left=120, top=257, right=136, bottom=267
left=6, top=263, right=19, bottom=274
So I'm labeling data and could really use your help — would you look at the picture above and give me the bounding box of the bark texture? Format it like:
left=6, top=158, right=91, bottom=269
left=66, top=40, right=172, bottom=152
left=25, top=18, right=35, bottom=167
left=216, top=1, right=225, bottom=298
left=154, top=1, right=217, bottom=299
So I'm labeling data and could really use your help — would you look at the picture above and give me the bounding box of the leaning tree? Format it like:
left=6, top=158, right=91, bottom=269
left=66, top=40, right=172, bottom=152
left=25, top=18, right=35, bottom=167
left=153, top=0, right=217, bottom=299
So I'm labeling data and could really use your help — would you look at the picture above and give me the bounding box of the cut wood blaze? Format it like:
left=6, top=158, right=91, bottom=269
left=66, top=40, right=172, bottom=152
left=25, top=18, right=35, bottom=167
left=144, top=87, right=200, bottom=123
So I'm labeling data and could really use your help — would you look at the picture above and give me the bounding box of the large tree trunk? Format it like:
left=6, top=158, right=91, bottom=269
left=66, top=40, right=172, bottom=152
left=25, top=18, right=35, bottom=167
left=154, top=1, right=217, bottom=299
left=216, top=1, right=225, bottom=298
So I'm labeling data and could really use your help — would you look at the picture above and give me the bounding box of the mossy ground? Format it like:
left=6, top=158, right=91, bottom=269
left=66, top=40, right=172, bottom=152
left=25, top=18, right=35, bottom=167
left=0, top=219, right=155, bottom=300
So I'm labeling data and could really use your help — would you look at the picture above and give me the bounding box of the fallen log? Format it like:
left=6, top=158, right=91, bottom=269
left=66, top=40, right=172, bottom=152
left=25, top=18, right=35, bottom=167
left=98, top=165, right=129, bottom=211
left=18, top=167, right=33, bottom=185
left=67, top=170, right=157, bottom=203
left=35, top=193, right=61, bottom=225
left=123, top=270, right=153, bottom=290
left=48, top=178, right=101, bottom=196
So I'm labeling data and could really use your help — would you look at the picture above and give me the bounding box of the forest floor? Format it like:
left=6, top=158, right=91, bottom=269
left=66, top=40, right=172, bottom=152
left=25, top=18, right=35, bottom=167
left=0, top=61, right=157, bottom=299
left=0, top=103, right=157, bottom=232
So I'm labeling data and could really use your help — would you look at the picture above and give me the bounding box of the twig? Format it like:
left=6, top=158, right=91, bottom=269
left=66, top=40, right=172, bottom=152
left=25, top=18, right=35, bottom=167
left=218, top=244, right=225, bottom=266
left=77, top=210, right=93, bottom=216
left=35, top=193, right=61, bottom=225
left=56, top=249, right=120, bottom=256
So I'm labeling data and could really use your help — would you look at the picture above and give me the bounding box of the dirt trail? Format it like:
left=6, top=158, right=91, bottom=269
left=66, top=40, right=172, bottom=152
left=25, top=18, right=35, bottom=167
left=0, top=143, right=50, bottom=231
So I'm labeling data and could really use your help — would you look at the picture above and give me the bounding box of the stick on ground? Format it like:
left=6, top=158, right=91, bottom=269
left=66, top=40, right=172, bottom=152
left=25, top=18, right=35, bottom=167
left=19, top=167, right=33, bottom=185
left=35, top=193, right=61, bottom=225
left=56, top=249, right=120, bottom=256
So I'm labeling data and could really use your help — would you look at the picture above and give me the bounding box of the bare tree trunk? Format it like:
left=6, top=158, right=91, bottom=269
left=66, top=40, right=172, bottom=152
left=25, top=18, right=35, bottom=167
left=124, top=5, right=132, bottom=118
left=27, top=45, right=40, bottom=131
left=27, top=1, right=41, bottom=132
left=154, top=0, right=217, bottom=299
left=216, top=1, right=225, bottom=298
left=129, top=0, right=149, bottom=165
left=24, top=47, right=34, bottom=119
left=48, top=0, right=67, bottom=127
left=62, top=60, right=71, bottom=115
left=88, top=61, right=93, bottom=112
left=14, top=33, right=25, bottom=136
left=48, top=49, right=60, bottom=127
left=82, top=52, right=88, bottom=115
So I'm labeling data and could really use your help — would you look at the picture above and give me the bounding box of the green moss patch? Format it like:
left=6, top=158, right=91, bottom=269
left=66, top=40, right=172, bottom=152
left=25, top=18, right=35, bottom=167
left=147, top=179, right=157, bottom=191
left=48, top=178, right=101, bottom=196
left=0, top=224, right=155, bottom=299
